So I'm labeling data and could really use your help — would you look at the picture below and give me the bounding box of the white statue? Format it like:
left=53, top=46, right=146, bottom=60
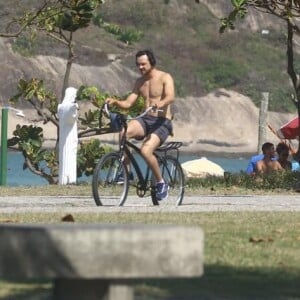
left=58, top=87, right=78, bottom=185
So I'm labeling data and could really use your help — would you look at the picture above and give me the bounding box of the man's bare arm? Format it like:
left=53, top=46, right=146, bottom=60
left=106, top=81, right=139, bottom=109
left=156, top=73, right=175, bottom=109
left=255, top=160, right=264, bottom=174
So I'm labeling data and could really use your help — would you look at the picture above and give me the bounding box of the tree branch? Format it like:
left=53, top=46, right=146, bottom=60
left=28, top=99, right=59, bottom=127
left=0, top=1, right=49, bottom=38
left=24, top=154, right=57, bottom=184
left=78, top=127, right=111, bottom=138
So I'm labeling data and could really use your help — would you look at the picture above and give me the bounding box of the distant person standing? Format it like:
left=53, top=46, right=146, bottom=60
left=255, top=142, right=283, bottom=174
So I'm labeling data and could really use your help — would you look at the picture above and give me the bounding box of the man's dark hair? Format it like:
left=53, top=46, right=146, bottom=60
left=262, top=142, right=274, bottom=153
left=276, top=142, right=289, bottom=155
left=136, top=49, right=156, bottom=66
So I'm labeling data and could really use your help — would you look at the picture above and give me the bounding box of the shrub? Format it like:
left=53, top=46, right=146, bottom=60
left=196, top=56, right=248, bottom=92
left=11, top=36, right=36, bottom=57
left=186, top=171, right=300, bottom=191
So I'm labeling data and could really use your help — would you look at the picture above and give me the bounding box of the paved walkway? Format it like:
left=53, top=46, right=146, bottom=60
left=0, top=195, right=300, bottom=213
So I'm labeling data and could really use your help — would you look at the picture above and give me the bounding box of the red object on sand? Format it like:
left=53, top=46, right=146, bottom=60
left=277, top=117, right=300, bottom=139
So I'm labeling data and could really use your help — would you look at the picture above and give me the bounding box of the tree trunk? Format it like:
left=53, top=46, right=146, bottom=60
left=286, top=19, right=300, bottom=156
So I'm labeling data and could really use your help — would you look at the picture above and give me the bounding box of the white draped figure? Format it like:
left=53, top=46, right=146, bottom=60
left=58, top=87, right=78, bottom=185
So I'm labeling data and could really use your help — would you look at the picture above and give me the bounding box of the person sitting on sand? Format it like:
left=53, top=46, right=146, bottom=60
left=276, top=142, right=292, bottom=170
left=255, top=142, right=283, bottom=174
left=246, top=153, right=264, bottom=175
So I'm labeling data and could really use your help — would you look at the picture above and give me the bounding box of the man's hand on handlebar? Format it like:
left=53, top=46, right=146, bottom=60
left=105, top=98, right=118, bottom=106
left=151, top=104, right=158, bottom=112
left=151, top=104, right=163, bottom=113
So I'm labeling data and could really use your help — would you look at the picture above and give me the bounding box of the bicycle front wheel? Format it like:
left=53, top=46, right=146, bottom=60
left=92, top=152, right=129, bottom=206
left=151, top=155, right=185, bottom=206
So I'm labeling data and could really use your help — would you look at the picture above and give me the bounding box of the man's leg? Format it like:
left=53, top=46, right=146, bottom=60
left=114, top=120, right=145, bottom=183
left=140, top=134, right=169, bottom=200
left=122, top=120, right=145, bottom=171
left=140, top=134, right=162, bottom=182
left=126, top=120, right=145, bottom=139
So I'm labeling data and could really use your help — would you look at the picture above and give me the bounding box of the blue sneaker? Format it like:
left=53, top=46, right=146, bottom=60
left=115, top=172, right=134, bottom=184
left=156, top=182, right=169, bottom=200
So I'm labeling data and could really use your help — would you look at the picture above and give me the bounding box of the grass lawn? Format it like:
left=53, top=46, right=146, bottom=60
left=0, top=211, right=299, bottom=299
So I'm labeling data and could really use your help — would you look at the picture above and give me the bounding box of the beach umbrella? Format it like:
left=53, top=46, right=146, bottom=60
left=277, top=117, right=300, bottom=140
left=181, top=157, right=224, bottom=178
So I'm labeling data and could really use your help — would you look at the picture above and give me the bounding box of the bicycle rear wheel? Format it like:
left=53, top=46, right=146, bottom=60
left=92, top=152, right=129, bottom=206
left=151, top=155, right=185, bottom=206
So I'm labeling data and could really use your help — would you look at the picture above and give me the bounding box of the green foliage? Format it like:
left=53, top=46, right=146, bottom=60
left=11, top=35, right=36, bottom=57
left=8, top=0, right=104, bottom=62
left=2, top=1, right=149, bottom=185
left=96, top=0, right=168, bottom=29
left=77, top=85, right=111, bottom=128
left=230, top=171, right=300, bottom=190
left=8, top=83, right=146, bottom=184
left=77, top=139, right=111, bottom=177
left=8, top=124, right=113, bottom=182
left=187, top=171, right=300, bottom=191
left=219, top=0, right=248, bottom=33
left=9, top=125, right=44, bottom=152
left=8, top=125, right=58, bottom=182
left=6, top=1, right=298, bottom=113
left=244, top=85, right=296, bottom=113
left=77, top=85, right=145, bottom=117
left=56, top=0, right=103, bottom=32
left=15, top=78, right=56, bottom=101
left=218, top=1, right=300, bottom=114
left=7, top=0, right=300, bottom=185
left=197, top=56, right=248, bottom=92
left=79, top=109, right=100, bottom=128
left=9, top=78, right=58, bottom=117
left=269, top=88, right=296, bottom=113
left=99, top=22, right=143, bottom=45
left=126, top=95, right=145, bottom=116
left=94, top=5, right=144, bottom=45
left=174, top=79, right=186, bottom=98
left=77, top=85, right=109, bottom=107
left=17, top=0, right=104, bottom=34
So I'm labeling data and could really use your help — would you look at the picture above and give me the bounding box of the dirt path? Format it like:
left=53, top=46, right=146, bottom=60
left=0, top=195, right=300, bottom=213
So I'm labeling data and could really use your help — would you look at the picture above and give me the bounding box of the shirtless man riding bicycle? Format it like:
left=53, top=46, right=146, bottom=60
left=105, top=49, right=175, bottom=200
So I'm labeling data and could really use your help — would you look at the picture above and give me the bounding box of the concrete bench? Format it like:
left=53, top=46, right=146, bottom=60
left=0, top=224, right=204, bottom=300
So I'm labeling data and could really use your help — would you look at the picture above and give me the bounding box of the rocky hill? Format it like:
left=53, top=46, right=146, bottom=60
left=9, top=87, right=295, bottom=156
left=170, top=91, right=295, bottom=155
left=3, top=41, right=296, bottom=155
left=0, top=1, right=298, bottom=155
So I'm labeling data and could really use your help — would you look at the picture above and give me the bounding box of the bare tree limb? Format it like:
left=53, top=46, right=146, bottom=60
left=24, top=155, right=57, bottom=184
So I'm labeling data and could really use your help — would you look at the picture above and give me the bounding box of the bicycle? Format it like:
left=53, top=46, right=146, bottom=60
left=92, top=103, right=185, bottom=206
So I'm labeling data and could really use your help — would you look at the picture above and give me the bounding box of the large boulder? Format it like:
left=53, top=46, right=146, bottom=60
left=169, top=89, right=295, bottom=154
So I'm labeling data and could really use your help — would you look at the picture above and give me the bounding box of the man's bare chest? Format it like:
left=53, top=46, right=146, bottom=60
left=139, top=79, right=164, bottom=98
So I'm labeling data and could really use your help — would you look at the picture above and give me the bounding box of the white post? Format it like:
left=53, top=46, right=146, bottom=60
left=58, top=87, right=78, bottom=185
left=257, top=92, right=269, bottom=154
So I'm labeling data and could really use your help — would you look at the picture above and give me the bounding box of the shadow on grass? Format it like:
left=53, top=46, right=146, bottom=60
left=1, top=265, right=299, bottom=300
left=135, top=264, right=300, bottom=300
left=0, top=279, right=51, bottom=300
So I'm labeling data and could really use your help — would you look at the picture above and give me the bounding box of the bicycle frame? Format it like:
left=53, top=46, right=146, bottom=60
left=117, top=138, right=183, bottom=200
left=121, top=140, right=154, bottom=196
left=92, top=103, right=185, bottom=206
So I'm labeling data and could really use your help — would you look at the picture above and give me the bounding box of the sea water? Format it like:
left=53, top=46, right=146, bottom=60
left=5, top=151, right=250, bottom=186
